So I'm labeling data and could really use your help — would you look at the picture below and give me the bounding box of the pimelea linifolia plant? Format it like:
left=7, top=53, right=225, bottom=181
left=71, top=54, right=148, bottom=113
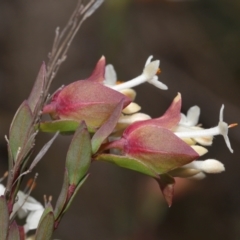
left=0, top=0, right=237, bottom=239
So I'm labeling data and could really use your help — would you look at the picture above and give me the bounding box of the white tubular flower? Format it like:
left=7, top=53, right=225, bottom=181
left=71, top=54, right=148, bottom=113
left=175, top=105, right=213, bottom=146
left=175, top=125, right=213, bottom=146
left=175, top=105, right=234, bottom=153
left=109, top=56, right=168, bottom=91
left=183, top=159, right=225, bottom=174
left=16, top=192, right=44, bottom=233
left=0, top=184, right=44, bottom=233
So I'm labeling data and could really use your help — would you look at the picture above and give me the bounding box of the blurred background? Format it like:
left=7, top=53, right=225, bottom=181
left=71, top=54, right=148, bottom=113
left=0, top=0, right=240, bottom=239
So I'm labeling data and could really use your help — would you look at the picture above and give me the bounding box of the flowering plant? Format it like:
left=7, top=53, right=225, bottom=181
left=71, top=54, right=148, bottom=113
left=0, top=0, right=236, bottom=239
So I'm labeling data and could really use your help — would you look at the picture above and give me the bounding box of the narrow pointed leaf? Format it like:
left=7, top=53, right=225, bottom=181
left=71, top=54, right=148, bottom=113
left=35, top=211, right=54, bottom=240
left=7, top=221, right=20, bottom=240
left=0, top=196, right=9, bottom=240
left=54, top=174, right=89, bottom=229
left=54, top=169, right=69, bottom=219
left=38, top=204, right=54, bottom=224
left=29, top=132, right=59, bottom=171
left=66, top=122, right=91, bottom=185
left=156, top=174, right=175, bottom=207
left=63, top=174, right=89, bottom=215
left=38, top=120, right=95, bottom=134
left=9, top=101, right=33, bottom=162
left=95, top=154, right=159, bottom=178
left=28, top=63, right=46, bottom=113
left=39, top=120, right=80, bottom=133
left=91, top=99, right=124, bottom=154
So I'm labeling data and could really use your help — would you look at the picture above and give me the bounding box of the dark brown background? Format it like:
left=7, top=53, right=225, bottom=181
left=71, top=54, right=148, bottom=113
left=0, top=0, right=240, bottom=239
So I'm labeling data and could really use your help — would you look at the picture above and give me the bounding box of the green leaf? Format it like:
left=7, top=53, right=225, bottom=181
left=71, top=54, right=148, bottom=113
left=9, top=101, right=33, bottom=162
left=63, top=174, right=89, bottom=215
left=91, top=99, right=124, bottom=154
left=38, top=204, right=54, bottom=224
left=54, top=174, right=89, bottom=230
left=95, top=154, right=158, bottom=178
left=0, top=196, right=9, bottom=240
left=54, top=168, right=69, bottom=219
left=7, top=221, right=20, bottom=240
left=66, top=122, right=91, bottom=185
left=35, top=211, right=54, bottom=240
left=39, top=120, right=79, bottom=133
left=38, top=120, right=96, bottom=134
left=28, top=63, right=46, bottom=113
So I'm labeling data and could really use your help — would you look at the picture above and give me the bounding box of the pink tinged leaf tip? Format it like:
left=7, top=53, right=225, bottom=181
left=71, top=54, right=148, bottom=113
left=87, top=56, right=106, bottom=83
left=124, top=93, right=182, bottom=136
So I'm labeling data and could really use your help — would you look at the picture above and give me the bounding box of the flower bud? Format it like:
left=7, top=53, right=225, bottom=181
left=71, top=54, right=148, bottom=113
left=105, top=94, right=199, bottom=174
left=43, top=57, right=131, bottom=129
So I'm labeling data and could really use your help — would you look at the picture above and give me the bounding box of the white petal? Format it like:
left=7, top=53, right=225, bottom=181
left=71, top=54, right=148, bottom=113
left=12, top=191, right=27, bottom=218
left=122, top=102, right=141, bottom=114
left=218, top=121, right=233, bottom=153
left=147, top=76, right=168, bottom=90
left=179, top=106, right=200, bottom=127
left=186, top=106, right=200, bottom=126
left=179, top=113, right=188, bottom=125
left=220, top=104, right=224, bottom=122
left=0, top=184, right=5, bottom=195
left=175, top=106, right=233, bottom=153
left=194, top=136, right=213, bottom=146
left=188, top=172, right=206, bottom=180
left=191, top=145, right=208, bottom=156
left=104, top=64, right=117, bottom=86
left=145, top=55, right=153, bottom=66
left=120, top=88, right=136, bottom=100
left=184, top=159, right=225, bottom=173
left=24, top=209, right=44, bottom=233
left=23, top=200, right=44, bottom=211
left=118, top=113, right=151, bottom=124
left=169, top=168, right=201, bottom=178
left=143, top=60, right=160, bottom=79
left=181, top=137, right=197, bottom=145
left=218, top=105, right=233, bottom=153
left=17, top=208, right=28, bottom=219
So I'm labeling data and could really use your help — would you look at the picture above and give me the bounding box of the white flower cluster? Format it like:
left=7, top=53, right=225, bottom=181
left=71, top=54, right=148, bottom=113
left=173, top=104, right=234, bottom=179
left=104, top=56, right=235, bottom=179
left=0, top=184, right=44, bottom=233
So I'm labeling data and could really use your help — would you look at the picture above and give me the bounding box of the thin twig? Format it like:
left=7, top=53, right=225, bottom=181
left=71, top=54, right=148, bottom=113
left=45, top=0, right=103, bottom=95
